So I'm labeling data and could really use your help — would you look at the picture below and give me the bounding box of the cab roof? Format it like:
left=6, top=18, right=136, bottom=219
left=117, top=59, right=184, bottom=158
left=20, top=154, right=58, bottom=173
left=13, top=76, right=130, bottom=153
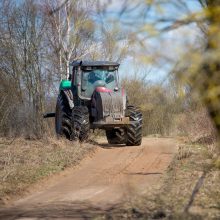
left=71, top=60, right=120, bottom=67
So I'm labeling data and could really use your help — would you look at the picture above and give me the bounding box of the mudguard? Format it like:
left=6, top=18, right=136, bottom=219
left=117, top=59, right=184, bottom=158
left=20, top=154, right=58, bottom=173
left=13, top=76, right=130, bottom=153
left=62, top=89, right=74, bottom=109
left=59, top=80, right=74, bottom=109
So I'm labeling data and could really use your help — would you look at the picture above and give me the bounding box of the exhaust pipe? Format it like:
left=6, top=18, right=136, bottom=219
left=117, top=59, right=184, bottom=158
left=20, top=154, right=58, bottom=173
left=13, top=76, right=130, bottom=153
left=43, top=112, right=55, bottom=118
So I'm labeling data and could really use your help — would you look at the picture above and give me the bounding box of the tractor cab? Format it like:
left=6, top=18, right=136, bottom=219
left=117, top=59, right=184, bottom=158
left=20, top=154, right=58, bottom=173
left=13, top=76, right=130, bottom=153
left=70, top=61, right=120, bottom=100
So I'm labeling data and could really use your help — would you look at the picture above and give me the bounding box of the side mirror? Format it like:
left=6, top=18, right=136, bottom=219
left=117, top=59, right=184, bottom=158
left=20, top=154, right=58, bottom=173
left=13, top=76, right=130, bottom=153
left=68, top=74, right=72, bottom=80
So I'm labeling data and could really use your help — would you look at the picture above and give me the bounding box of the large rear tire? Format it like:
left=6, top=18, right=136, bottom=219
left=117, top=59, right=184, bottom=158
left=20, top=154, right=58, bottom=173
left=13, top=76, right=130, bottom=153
left=55, top=94, right=72, bottom=139
left=126, top=106, right=142, bottom=146
left=106, top=129, right=125, bottom=144
left=72, top=106, right=90, bottom=142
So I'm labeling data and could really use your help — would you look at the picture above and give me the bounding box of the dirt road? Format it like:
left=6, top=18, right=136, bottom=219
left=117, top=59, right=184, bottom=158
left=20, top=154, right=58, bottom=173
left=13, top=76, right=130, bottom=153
left=0, top=137, right=177, bottom=219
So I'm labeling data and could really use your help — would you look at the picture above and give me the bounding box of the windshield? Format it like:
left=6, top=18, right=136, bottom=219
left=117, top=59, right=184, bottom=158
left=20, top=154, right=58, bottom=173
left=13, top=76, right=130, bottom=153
left=81, top=69, right=118, bottom=98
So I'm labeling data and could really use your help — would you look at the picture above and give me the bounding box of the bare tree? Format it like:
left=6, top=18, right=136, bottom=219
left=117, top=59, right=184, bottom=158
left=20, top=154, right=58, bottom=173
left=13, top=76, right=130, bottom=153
left=0, top=0, right=48, bottom=137
left=44, top=0, right=95, bottom=80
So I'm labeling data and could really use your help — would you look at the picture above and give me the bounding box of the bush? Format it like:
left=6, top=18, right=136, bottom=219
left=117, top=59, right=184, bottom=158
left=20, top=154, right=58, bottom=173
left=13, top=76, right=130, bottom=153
left=176, top=107, right=217, bottom=144
left=123, top=78, right=178, bottom=136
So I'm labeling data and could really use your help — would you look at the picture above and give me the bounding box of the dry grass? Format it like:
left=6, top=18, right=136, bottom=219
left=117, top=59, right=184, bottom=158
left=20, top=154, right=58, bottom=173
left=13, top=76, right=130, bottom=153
left=177, top=144, right=193, bottom=160
left=176, top=108, right=217, bottom=144
left=94, top=142, right=220, bottom=219
left=0, top=137, right=94, bottom=204
left=149, top=143, right=220, bottom=219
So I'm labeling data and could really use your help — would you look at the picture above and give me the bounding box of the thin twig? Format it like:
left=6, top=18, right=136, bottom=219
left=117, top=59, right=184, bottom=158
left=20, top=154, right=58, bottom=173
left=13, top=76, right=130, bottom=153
left=0, top=137, right=16, bottom=146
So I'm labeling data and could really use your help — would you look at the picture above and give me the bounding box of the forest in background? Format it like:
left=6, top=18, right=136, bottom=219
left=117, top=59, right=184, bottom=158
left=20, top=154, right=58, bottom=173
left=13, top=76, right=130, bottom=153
left=0, top=0, right=219, bottom=147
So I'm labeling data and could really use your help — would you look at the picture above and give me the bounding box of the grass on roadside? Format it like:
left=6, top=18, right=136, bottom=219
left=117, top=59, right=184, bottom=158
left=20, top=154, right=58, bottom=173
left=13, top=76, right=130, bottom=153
left=146, top=142, right=219, bottom=219
left=94, top=141, right=220, bottom=220
left=0, top=137, right=94, bottom=204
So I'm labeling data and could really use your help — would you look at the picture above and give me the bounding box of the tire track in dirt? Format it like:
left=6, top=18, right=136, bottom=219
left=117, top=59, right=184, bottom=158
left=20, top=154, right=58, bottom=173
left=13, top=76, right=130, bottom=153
left=0, top=137, right=177, bottom=219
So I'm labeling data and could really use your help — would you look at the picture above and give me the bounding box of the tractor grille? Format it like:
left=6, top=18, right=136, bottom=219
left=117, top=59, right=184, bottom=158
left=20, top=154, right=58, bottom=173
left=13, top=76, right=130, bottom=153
left=100, top=92, right=124, bottom=119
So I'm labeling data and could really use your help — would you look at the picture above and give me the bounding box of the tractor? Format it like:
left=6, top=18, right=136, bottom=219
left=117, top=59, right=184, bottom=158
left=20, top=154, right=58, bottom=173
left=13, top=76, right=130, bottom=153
left=44, top=61, right=142, bottom=146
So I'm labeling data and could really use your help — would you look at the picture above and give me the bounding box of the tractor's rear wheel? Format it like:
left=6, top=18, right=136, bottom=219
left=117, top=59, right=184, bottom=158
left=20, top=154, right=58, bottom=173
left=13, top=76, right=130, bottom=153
left=55, top=94, right=72, bottom=139
left=126, top=106, right=142, bottom=146
left=106, top=129, right=125, bottom=144
left=72, top=106, right=90, bottom=142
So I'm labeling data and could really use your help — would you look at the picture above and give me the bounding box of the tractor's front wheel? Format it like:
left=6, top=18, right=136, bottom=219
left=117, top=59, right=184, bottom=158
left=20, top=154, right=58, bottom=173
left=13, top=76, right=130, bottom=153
left=55, top=94, right=72, bottom=139
left=126, top=106, right=143, bottom=146
left=72, top=106, right=90, bottom=142
left=106, top=129, right=125, bottom=144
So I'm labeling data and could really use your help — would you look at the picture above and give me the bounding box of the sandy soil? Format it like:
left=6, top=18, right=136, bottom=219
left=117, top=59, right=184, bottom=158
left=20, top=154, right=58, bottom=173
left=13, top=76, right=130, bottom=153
left=0, top=137, right=177, bottom=219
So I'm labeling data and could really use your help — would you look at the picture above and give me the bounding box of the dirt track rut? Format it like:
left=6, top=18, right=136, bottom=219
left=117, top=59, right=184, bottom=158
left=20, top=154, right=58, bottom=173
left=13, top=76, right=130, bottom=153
left=0, top=137, right=177, bottom=219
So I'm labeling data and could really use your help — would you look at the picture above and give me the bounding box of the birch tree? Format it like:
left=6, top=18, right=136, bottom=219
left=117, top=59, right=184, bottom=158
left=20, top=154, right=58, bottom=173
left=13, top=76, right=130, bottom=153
left=44, top=0, right=95, bottom=80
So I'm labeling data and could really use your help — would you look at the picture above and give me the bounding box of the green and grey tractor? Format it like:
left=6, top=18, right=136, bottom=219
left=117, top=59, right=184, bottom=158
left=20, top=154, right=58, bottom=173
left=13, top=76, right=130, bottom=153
left=44, top=61, right=142, bottom=146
